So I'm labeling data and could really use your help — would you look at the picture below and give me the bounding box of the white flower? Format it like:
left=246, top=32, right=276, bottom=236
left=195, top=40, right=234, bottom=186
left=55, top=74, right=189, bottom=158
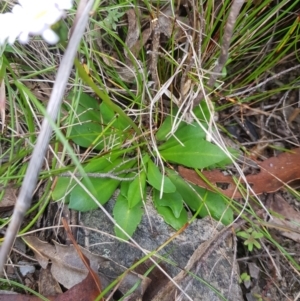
left=0, top=13, right=21, bottom=45
left=0, top=0, right=73, bottom=45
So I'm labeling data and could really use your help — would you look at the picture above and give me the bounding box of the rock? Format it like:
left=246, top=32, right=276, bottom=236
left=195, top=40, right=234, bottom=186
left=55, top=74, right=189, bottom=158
left=78, top=197, right=243, bottom=301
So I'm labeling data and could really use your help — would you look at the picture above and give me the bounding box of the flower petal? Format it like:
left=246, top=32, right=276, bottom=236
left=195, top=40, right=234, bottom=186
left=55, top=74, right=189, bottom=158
left=42, top=28, right=59, bottom=44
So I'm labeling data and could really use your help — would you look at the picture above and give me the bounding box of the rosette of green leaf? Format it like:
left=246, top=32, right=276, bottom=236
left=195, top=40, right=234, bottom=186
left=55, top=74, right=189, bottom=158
left=147, top=159, right=176, bottom=193
left=68, top=92, right=130, bottom=151
left=153, top=189, right=188, bottom=230
left=167, top=169, right=233, bottom=225
left=113, top=179, right=146, bottom=240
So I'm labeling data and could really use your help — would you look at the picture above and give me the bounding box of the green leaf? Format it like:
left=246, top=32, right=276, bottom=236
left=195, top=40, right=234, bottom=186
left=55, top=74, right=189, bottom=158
left=68, top=92, right=104, bottom=150
left=99, top=102, right=129, bottom=130
left=155, top=205, right=188, bottom=230
left=68, top=157, right=136, bottom=211
left=147, top=159, right=176, bottom=193
left=193, top=100, right=211, bottom=121
left=52, top=177, right=75, bottom=201
left=156, top=114, right=185, bottom=141
left=166, top=169, right=202, bottom=211
left=52, top=154, right=121, bottom=202
left=167, top=169, right=233, bottom=225
left=84, top=154, right=120, bottom=172
left=127, top=171, right=146, bottom=208
left=120, top=178, right=131, bottom=197
left=236, top=231, right=249, bottom=239
left=158, top=122, right=207, bottom=151
left=160, top=139, right=229, bottom=168
left=113, top=194, right=143, bottom=240
left=69, top=177, right=120, bottom=211
left=153, top=189, right=183, bottom=218
left=192, top=185, right=233, bottom=225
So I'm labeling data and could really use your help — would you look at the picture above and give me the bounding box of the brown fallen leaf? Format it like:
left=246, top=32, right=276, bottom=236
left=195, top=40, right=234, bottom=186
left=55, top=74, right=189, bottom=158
left=266, top=194, right=300, bottom=243
left=0, top=186, right=17, bottom=212
left=24, top=235, right=106, bottom=289
left=178, top=148, right=300, bottom=198
left=39, top=266, right=63, bottom=296
left=0, top=256, right=101, bottom=301
left=24, top=236, right=151, bottom=299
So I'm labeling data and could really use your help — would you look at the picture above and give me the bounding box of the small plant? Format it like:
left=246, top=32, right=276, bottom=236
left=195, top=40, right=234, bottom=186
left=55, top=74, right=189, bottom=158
left=239, top=272, right=250, bottom=284
left=236, top=228, right=264, bottom=252
left=52, top=92, right=235, bottom=240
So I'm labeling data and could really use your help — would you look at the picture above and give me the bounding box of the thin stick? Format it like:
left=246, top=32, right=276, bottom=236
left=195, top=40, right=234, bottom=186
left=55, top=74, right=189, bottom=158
left=0, top=0, right=94, bottom=274
left=207, top=0, right=244, bottom=88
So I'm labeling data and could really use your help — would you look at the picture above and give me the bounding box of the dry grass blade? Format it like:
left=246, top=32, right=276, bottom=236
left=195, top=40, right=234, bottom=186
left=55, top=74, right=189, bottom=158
left=0, top=0, right=94, bottom=274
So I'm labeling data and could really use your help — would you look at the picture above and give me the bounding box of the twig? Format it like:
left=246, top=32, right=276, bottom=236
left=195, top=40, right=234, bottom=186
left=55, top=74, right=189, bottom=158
left=207, top=0, right=244, bottom=88
left=59, top=171, right=138, bottom=181
left=0, top=0, right=94, bottom=274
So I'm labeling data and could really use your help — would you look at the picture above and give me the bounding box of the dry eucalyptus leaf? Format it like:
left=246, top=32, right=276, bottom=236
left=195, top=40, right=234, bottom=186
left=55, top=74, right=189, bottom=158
left=25, top=236, right=151, bottom=299
left=179, top=148, right=300, bottom=198
left=0, top=262, right=101, bottom=301
left=22, top=81, right=51, bottom=102
left=24, top=236, right=107, bottom=289
left=267, top=194, right=300, bottom=243
left=0, top=186, right=17, bottom=212
left=125, top=9, right=141, bottom=55
left=39, top=266, right=63, bottom=296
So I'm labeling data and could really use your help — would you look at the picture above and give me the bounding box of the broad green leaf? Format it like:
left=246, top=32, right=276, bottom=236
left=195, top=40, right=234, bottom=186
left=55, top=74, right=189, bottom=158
left=156, top=114, right=185, bottom=141
left=156, top=101, right=210, bottom=142
left=192, top=185, right=233, bottom=225
left=84, top=154, right=120, bottom=172
left=68, top=92, right=128, bottom=150
left=141, top=153, right=150, bottom=165
left=120, top=177, right=131, bottom=197
left=147, top=159, right=176, bottom=193
left=67, top=91, right=99, bottom=111
left=99, top=102, right=129, bottom=130
left=167, top=169, right=233, bottom=225
left=69, top=177, right=119, bottom=211
left=153, top=189, right=183, bottom=218
left=52, top=154, right=121, bottom=201
left=160, top=139, right=229, bottom=168
left=127, top=171, right=146, bottom=208
left=193, top=101, right=211, bottom=121
left=155, top=205, right=188, bottom=230
left=70, top=123, right=104, bottom=150
left=158, top=122, right=207, bottom=151
left=166, top=169, right=202, bottom=211
left=114, top=194, right=143, bottom=240
left=52, top=177, right=75, bottom=201
left=68, top=158, right=137, bottom=211
left=68, top=93, right=104, bottom=150
left=209, top=148, right=238, bottom=168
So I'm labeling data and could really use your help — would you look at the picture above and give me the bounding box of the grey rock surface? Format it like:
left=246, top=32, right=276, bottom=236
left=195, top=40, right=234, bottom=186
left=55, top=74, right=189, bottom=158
left=79, top=197, right=243, bottom=301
